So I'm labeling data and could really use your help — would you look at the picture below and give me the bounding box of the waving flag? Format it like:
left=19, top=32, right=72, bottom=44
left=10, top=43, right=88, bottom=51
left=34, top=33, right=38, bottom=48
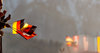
left=66, top=36, right=73, bottom=47
left=12, top=19, right=37, bottom=40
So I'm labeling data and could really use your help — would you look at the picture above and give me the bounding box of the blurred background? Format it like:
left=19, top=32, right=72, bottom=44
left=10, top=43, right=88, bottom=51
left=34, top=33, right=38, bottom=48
left=1, top=0, right=100, bottom=53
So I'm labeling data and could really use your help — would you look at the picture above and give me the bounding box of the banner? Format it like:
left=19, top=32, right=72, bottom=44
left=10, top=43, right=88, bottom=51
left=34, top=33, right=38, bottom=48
left=73, top=35, right=79, bottom=51
left=83, top=36, right=88, bottom=51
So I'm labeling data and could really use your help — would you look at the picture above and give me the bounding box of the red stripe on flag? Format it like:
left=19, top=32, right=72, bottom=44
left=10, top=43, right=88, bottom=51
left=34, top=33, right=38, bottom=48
left=17, top=21, right=21, bottom=30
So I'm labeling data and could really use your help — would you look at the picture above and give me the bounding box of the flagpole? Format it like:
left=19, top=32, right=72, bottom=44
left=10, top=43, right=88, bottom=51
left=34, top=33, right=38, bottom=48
left=0, top=0, right=3, bottom=53
left=0, top=30, right=3, bottom=53
left=0, top=35, right=2, bottom=53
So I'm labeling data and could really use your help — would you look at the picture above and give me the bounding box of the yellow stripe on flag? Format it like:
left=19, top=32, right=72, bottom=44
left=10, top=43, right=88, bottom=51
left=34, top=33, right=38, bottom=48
left=97, top=36, right=100, bottom=53
left=12, top=22, right=17, bottom=34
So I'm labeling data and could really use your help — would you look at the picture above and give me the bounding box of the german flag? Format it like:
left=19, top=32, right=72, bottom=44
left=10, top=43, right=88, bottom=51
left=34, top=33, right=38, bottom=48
left=12, top=19, right=24, bottom=34
left=12, top=19, right=37, bottom=40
